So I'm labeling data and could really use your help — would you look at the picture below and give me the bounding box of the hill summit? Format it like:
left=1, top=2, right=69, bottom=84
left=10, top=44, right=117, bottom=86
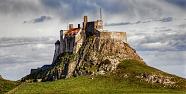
left=22, top=16, right=143, bottom=82
left=12, top=60, right=186, bottom=93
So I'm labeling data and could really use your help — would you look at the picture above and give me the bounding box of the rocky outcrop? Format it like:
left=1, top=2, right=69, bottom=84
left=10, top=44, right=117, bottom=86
left=136, top=73, right=176, bottom=86
left=74, top=36, right=143, bottom=77
left=22, top=36, right=143, bottom=82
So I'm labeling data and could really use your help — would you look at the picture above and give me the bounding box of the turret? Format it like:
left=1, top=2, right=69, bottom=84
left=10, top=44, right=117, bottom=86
left=78, top=24, right=80, bottom=29
left=69, top=24, right=73, bottom=30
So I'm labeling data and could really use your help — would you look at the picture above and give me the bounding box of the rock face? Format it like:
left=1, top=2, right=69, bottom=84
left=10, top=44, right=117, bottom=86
left=73, top=36, right=143, bottom=77
left=22, top=36, right=143, bottom=82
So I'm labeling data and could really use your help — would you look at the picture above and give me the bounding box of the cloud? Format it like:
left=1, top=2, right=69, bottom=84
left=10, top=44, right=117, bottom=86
left=109, top=17, right=185, bottom=52
left=0, top=37, right=54, bottom=48
left=105, top=22, right=132, bottom=26
left=105, top=17, right=173, bottom=26
left=165, top=0, right=186, bottom=9
left=40, top=0, right=186, bottom=21
left=0, top=0, right=42, bottom=15
left=0, top=37, right=56, bottom=80
left=24, top=16, right=52, bottom=24
left=130, top=30, right=186, bottom=51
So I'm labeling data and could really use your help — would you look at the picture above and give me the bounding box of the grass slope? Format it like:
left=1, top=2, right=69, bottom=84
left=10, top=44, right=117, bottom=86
left=0, top=78, right=19, bottom=94
left=10, top=60, right=186, bottom=94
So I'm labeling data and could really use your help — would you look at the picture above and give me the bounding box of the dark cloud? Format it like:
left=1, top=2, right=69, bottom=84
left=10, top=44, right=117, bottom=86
left=105, top=17, right=174, bottom=26
left=165, top=0, right=186, bottom=9
left=157, top=17, right=173, bottom=22
left=105, top=20, right=152, bottom=26
left=105, top=22, right=131, bottom=26
left=24, top=16, right=52, bottom=24
left=41, top=0, right=97, bottom=20
left=40, top=0, right=131, bottom=20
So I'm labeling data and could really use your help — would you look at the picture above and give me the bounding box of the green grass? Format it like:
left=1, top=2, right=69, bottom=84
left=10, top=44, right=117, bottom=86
left=0, top=78, right=19, bottom=94
left=9, top=59, right=186, bottom=94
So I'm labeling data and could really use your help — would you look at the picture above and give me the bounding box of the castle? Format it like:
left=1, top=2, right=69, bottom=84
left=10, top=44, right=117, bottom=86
left=52, top=16, right=127, bottom=64
left=31, top=16, right=127, bottom=74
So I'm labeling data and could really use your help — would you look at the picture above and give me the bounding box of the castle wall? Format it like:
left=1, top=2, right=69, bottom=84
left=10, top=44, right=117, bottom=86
left=85, top=22, right=95, bottom=37
left=52, top=41, right=60, bottom=64
left=63, top=36, right=75, bottom=53
left=99, top=31, right=127, bottom=43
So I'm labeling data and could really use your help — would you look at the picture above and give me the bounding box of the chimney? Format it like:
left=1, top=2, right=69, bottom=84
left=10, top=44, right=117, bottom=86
left=78, top=24, right=80, bottom=29
left=69, top=24, right=73, bottom=30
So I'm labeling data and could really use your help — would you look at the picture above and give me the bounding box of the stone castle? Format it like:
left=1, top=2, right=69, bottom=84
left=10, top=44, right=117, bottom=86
left=52, top=16, right=127, bottom=65
left=30, top=16, right=128, bottom=77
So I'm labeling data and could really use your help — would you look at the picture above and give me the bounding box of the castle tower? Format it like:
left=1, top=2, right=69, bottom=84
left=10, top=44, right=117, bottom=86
left=83, top=16, right=88, bottom=31
left=60, top=30, right=64, bottom=54
left=96, top=8, right=103, bottom=30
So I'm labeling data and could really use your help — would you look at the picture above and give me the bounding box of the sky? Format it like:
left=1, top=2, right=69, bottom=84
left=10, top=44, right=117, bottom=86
left=0, top=0, right=186, bottom=80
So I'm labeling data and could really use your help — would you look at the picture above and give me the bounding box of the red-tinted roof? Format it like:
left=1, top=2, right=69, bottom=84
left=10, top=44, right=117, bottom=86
left=65, top=28, right=80, bottom=36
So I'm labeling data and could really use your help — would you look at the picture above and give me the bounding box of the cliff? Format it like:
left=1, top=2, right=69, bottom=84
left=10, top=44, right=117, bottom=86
left=22, top=35, right=143, bottom=81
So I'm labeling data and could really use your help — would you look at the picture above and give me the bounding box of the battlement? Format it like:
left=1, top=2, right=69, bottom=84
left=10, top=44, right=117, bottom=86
left=100, top=31, right=127, bottom=43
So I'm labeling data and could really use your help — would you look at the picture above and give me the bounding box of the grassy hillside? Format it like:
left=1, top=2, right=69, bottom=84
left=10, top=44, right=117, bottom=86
left=9, top=60, right=186, bottom=94
left=0, top=77, right=19, bottom=94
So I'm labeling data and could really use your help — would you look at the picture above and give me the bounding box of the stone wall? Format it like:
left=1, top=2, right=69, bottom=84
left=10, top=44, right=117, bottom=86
left=31, top=69, right=39, bottom=74
left=100, top=31, right=127, bottom=43
left=52, top=41, right=60, bottom=64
